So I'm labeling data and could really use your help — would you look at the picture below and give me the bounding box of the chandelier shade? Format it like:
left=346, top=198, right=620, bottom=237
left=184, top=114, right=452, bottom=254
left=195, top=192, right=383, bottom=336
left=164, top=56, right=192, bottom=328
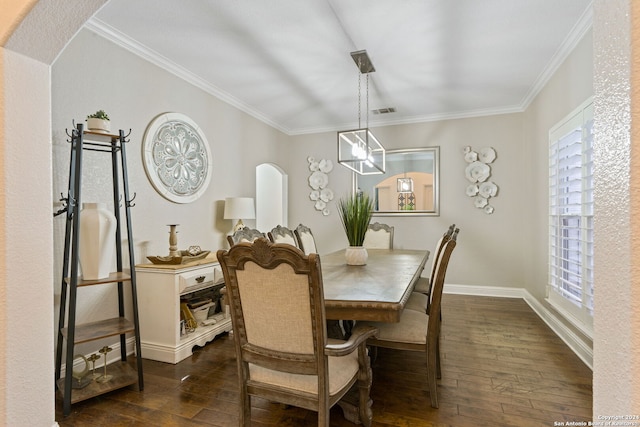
left=338, top=128, right=385, bottom=175
left=337, top=50, right=385, bottom=175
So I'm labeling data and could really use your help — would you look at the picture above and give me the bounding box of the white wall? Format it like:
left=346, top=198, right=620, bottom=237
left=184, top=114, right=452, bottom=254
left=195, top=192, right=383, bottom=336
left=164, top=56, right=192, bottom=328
left=2, top=46, right=56, bottom=427
left=592, top=0, right=640, bottom=414
left=50, top=28, right=289, bottom=355
left=288, top=114, right=527, bottom=289
left=522, top=29, right=594, bottom=302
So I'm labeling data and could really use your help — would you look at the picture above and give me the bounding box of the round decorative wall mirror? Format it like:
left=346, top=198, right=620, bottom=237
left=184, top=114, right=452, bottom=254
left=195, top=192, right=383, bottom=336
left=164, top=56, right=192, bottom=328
left=142, top=112, right=212, bottom=203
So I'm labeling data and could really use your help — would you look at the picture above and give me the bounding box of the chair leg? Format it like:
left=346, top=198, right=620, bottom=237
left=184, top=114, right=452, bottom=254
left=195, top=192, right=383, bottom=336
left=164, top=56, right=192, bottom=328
left=426, top=338, right=439, bottom=408
left=436, top=313, right=443, bottom=379
left=436, top=333, right=442, bottom=379
left=358, top=345, right=374, bottom=427
left=318, top=402, right=330, bottom=427
left=240, top=388, right=251, bottom=427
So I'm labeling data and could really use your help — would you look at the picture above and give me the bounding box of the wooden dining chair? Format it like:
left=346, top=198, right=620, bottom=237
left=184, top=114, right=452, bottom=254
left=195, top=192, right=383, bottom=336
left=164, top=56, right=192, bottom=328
left=294, top=223, right=318, bottom=255
left=226, top=227, right=265, bottom=247
left=408, top=224, right=456, bottom=313
left=360, top=233, right=457, bottom=408
left=217, top=238, right=378, bottom=427
left=267, top=225, right=298, bottom=247
left=363, top=222, right=394, bottom=249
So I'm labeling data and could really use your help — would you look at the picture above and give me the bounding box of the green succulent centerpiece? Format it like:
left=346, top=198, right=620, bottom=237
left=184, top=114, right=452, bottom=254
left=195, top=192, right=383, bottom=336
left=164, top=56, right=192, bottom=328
left=86, top=110, right=111, bottom=132
left=337, top=192, right=374, bottom=265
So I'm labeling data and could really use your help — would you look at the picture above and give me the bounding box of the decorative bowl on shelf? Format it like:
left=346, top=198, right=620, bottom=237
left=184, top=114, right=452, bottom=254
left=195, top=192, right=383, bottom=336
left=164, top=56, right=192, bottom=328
left=147, top=249, right=211, bottom=265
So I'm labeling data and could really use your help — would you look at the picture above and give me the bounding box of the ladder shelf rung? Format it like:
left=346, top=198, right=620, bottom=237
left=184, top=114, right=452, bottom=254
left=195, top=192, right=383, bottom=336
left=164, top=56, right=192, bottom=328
left=65, top=271, right=132, bottom=287
left=61, top=316, right=135, bottom=344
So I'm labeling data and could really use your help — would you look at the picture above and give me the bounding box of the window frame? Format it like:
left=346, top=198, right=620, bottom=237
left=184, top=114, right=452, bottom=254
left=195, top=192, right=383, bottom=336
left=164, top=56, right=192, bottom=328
left=547, top=98, right=594, bottom=338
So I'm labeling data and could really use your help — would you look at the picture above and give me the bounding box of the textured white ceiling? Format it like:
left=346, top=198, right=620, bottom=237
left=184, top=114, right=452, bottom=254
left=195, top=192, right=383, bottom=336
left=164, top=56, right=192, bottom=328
left=90, top=0, right=592, bottom=135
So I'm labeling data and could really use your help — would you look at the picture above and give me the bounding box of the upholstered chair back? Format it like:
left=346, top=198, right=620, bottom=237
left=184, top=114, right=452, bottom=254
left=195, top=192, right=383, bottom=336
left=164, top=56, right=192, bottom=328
left=363, top=222, right=394, bottom=249
left=227, top=228, right=265, bottom=247
left=268, top=225, right=298, bottom=247
left=217, top=238, right=378, bottom=426
left=294, top=224, right=318, bottom=255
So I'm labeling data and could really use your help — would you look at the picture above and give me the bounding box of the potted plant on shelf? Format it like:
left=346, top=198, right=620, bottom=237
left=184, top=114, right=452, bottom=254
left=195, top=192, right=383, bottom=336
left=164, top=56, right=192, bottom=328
left=337, top=191, right=374, bottom=265
left=86, top=110, right=111, bottom=133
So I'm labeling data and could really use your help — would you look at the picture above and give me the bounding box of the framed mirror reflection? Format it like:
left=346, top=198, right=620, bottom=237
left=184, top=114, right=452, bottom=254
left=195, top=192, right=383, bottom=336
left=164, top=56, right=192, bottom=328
left=355, top=147, right=440, bottom=216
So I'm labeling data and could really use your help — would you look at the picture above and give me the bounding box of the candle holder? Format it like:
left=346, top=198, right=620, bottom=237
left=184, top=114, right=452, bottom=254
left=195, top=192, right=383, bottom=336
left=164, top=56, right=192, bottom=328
left=87, top=353, right=101, bottom=379
left=146, top=224, right=210, bottom=265
left=96, top=345, right=113, bottom=383
left=168, top=224, right=179, bottom=257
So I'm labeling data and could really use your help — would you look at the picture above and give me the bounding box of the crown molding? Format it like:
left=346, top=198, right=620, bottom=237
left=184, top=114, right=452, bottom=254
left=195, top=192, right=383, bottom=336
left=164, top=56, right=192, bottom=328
left=84, top=18, right=291, bottom=135
left=290, top=105, right=525, bottom=136
left=85, top=6, right=592, bottom=137
left=519, top=2, right=593, bottom=110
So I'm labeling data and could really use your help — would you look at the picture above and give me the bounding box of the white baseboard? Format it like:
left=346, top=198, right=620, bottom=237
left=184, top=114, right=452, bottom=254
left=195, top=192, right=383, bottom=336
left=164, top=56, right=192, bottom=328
left=444, top=284, right=593, bottom=370
left=444, top=283, right=526, bottom=298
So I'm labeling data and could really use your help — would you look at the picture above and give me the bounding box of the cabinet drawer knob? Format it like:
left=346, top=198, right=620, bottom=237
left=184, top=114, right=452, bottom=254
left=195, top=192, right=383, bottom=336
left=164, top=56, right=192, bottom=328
left=195, top=275, right=205, bottom=283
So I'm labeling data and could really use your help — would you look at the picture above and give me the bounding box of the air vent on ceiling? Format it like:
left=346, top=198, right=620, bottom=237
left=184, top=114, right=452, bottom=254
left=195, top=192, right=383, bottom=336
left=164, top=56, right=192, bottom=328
left=372, top=107, right=396, bottom=115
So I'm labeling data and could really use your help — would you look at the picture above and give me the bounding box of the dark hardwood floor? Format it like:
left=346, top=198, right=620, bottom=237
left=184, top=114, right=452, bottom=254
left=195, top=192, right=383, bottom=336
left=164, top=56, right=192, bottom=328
left=56, top=295, right=593, bottom=426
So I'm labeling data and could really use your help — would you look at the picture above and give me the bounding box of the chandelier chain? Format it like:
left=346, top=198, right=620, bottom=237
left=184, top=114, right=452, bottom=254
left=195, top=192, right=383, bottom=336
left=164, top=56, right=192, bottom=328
left=357, top=61, right=362, bottom=128
left=366, top=73, right=369, bottom=128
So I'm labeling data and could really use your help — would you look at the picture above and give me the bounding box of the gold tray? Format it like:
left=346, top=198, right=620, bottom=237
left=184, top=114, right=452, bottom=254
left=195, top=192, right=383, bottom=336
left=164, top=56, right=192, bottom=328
left=146, top=250, right=211, bottom=265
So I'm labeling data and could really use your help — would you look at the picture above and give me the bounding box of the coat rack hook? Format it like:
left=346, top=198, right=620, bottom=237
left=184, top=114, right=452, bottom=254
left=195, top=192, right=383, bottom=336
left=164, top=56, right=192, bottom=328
left=126, top=192, right=137, bottom=208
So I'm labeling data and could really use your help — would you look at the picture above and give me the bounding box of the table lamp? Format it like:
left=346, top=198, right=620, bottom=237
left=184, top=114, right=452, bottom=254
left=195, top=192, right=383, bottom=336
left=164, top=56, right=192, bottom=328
left=224, top=197, right=255, bottom=233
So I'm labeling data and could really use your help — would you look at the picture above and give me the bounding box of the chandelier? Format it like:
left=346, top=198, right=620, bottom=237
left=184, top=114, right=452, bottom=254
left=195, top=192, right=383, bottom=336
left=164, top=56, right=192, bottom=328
left=337, top=50, right=385, bottom=175
left=397, top=153, right=414, bottom=193
left=397, top=177, right=414, bottom=193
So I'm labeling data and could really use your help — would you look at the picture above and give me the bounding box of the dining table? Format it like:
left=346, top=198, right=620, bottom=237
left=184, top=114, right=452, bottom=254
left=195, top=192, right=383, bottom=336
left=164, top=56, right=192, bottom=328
left=318, top=248, right=429, bottom=423
left=320, top=248, right=430, bottom=323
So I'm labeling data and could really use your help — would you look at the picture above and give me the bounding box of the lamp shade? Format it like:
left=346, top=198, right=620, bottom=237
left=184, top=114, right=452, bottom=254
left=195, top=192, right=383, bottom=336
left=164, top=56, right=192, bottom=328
left=224, top=197, right=255, bottom=220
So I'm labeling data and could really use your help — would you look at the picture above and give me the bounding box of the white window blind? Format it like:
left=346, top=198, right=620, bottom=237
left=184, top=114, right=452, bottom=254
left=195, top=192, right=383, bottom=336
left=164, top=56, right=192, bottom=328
left=548, top=99, right=593, bottom=336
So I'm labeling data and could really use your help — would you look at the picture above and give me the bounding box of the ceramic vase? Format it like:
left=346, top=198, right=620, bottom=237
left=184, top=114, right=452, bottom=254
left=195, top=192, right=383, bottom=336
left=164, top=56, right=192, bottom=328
left=79, top=203, right=117, bottom=280
left=345, top=246, right=368, bottom=266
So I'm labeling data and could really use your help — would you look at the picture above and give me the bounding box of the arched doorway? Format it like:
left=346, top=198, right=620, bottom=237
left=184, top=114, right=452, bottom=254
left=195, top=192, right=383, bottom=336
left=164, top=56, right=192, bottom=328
left=256, top=163, right=288, bottom=231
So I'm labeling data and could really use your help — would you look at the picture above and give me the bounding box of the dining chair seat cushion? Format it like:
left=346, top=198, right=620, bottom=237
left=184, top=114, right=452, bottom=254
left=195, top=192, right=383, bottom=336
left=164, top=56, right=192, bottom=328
left=405, top=292, right=428, bottom=312
left=249, top=338, right=359, bottom=396
left=362, top=309, right=428, bottom=345
left=413, top=276, right=430, bottom=294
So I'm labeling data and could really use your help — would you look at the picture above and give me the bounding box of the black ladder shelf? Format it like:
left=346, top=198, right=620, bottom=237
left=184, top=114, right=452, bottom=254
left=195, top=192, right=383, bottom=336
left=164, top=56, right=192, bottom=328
left=54, top=123, right=143, bottom=416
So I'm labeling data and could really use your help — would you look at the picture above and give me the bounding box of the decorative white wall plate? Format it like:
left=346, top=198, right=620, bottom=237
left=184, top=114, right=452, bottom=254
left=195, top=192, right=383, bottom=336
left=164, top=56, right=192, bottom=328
left=478, top=147, right=497, bottom=163
left=142, top=113, right=212, bottom=204
left=463, top=146, right=498, bottom=214
left=465, top=161, right=491, bottom=183
left=307, top=156, right=333, bottom=215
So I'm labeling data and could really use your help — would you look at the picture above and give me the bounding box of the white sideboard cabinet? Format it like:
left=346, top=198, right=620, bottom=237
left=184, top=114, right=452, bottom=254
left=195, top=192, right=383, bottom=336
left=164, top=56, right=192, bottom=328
left=136, top=255, right=232, bottom=363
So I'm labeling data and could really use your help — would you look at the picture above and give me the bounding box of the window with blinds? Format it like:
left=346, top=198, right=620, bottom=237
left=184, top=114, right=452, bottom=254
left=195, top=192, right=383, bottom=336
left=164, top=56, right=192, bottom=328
left=548, top=99, right=593, bottom=336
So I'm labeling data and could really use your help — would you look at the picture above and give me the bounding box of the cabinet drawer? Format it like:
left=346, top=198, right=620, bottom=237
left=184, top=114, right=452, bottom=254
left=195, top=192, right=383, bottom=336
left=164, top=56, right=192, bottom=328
left=179, top=269, right=215, bottom=294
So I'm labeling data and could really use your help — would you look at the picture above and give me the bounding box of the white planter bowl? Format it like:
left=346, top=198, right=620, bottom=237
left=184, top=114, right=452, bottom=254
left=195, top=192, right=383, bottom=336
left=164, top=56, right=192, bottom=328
left=345, top=246, right=368, bottom=266
left=87, top=118, right=110, bottom=132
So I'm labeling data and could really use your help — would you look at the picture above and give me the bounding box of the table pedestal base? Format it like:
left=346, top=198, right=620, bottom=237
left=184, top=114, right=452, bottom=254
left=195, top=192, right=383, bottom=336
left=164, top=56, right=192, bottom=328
left=337, top=385, right=372, bottom=425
